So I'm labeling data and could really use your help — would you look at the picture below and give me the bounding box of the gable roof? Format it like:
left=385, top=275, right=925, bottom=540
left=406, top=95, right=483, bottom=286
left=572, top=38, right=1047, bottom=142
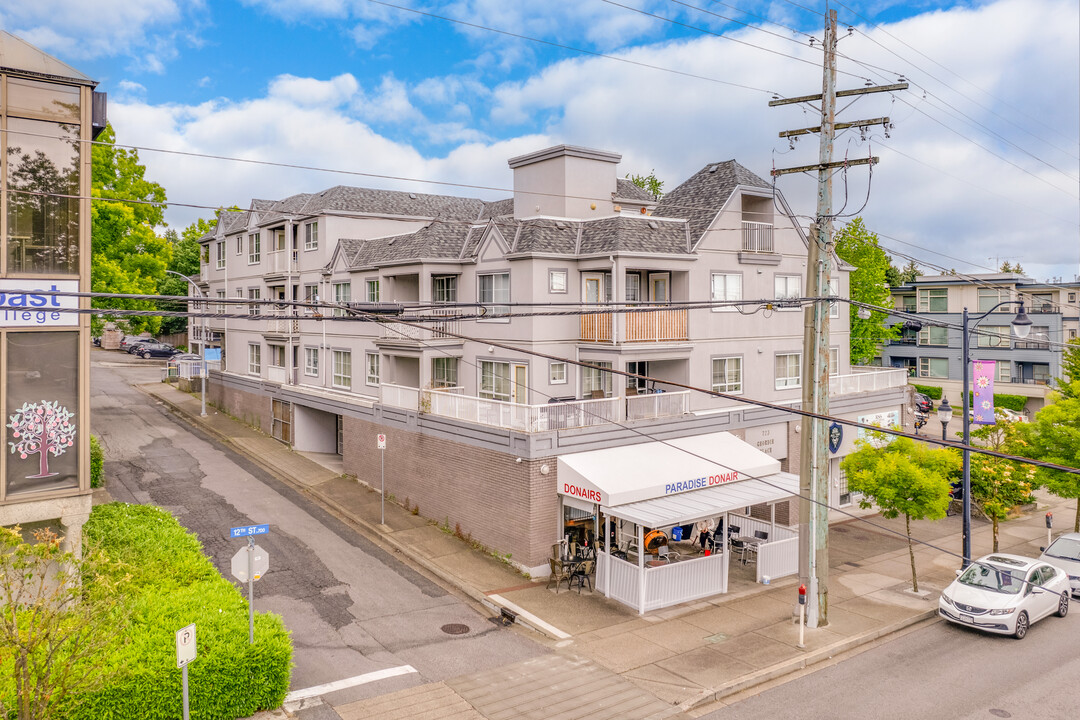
left=299, top=185, right=484, bottom=220
left=0, top=31, right=95, bottom=85
left=614, top=178, right=658, bottom=203
left=652, top=160, right=771, bottom=244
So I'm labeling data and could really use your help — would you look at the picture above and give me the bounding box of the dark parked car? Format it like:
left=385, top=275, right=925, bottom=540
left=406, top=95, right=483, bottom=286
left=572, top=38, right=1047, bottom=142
left=138, top=343, right=180, bottom=359
left=121, top=336, right=155, bottom=353
left=914, top=392, right=934, bottom=414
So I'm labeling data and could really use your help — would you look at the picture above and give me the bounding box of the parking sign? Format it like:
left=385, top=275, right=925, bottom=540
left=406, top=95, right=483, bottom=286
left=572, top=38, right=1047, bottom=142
left=176, top=624, right=197, bottom=668
left=377, top=433, right=386, bottom=449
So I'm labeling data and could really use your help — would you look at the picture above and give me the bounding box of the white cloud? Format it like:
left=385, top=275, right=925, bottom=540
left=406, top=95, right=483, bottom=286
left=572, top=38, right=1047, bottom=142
left=1, top=0, right=187, bottom=60
left=268, top=73, right=360, bottom=106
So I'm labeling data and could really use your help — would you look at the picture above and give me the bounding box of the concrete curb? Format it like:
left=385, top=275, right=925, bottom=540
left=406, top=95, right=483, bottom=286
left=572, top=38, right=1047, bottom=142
left=676, top=609, right=940, bottom=712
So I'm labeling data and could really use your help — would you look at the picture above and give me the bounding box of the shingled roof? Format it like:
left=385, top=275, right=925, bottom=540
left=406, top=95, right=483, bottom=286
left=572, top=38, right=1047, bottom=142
left=300, top=186, right=484, bottom=220
left=344, top=221, right=477, bottom=268
left=652, top=160, right=771, bottom=245
left=614, top=178, right=658, bottom=203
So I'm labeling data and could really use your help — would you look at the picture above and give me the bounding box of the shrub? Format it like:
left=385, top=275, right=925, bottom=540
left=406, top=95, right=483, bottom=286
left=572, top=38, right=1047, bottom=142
left=33, top=504, right=292, bottom=719
left=90, top=435, right=104, bottom=488
left=993, top=393, right=1027, bottom=412
left=912, top=384, right=942, bottom=400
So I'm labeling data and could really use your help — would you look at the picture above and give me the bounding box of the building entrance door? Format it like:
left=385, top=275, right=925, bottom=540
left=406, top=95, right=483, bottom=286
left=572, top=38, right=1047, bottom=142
left=271, top=399, right=292, bottom=444
left=512, top=364, right=528, bottom=404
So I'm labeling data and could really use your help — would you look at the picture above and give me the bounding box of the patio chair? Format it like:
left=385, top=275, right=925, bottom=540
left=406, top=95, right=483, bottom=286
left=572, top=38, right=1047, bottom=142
left=570, top=560, right=594, bottom=593
left=547, top=558, right=572, bottom=593
left=657, top=545, right=680, bottom=563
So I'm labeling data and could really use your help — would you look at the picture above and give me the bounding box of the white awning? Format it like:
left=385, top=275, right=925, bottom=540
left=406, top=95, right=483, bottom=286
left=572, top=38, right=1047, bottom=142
left=600, top=471, right=800, bottom=528
left=557, top=431, right=782, bottom=507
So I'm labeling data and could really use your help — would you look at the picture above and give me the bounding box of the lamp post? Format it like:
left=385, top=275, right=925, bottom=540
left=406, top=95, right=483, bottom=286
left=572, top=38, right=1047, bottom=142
left=959, top=301, right=1032, bottom=567
left=166, top=270, right=208, bottom=417
left=937, top=396, right=953, bottom=441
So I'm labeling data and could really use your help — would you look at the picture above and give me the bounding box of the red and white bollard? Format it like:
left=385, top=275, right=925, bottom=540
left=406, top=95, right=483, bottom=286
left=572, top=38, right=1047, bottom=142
left=1046, top=512, right=1053, bottom=549
left=797, top=583, right=807, bottom=649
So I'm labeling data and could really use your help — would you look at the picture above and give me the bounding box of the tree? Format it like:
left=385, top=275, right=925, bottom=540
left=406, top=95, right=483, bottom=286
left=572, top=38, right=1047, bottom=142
left=885, top=258, right=920, bottom=288
left=1055, top=338, right=1080, bottom=400
left=1020, top=384, right=1080, bottom=531
left=0, top=525, right=131, bottom=720
left=157, top=219, right=213, bottom=336
left=968, top=410, right=1037, bottom=551
left=626, top=170, right=664, bottom=199
left=7, top=400, right=76, bottom=479
left=91, top=124, right=171, bottom=335
left=841, top=435, right=961, bottom=591
left=833, top=218, right=900, bottom=364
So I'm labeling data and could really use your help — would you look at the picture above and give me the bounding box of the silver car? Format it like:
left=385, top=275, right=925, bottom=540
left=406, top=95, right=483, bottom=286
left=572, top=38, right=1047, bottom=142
left=938, top=553, right=1070, bottom=639
left=1039, top=533, right=1080, bottom=597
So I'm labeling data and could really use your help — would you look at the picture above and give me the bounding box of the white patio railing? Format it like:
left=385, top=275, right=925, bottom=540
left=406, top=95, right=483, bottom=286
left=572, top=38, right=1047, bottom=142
left=644, top=552, right=726, bottom=611
left=597, top=553, right=640, bottom=608
left=756, top=537, right=799, bottom=583
left=265, top=249, right=297, bottom=274
left=626, top=390, right=690, bottom=420
left=381, top=383, right=420, bottom=411
left=423, top=391, right=620, bottom=432
left=830, top=367, right=907, bottom=396
left=741, top=221, right=775, bottom=253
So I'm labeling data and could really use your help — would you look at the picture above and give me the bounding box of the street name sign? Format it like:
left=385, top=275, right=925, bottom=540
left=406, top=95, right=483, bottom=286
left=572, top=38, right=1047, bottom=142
left=230, top=524, right=269, bottom=539
left=176, top=624, right=197, bottom=668
left=231, top=545, right=269, bottom=582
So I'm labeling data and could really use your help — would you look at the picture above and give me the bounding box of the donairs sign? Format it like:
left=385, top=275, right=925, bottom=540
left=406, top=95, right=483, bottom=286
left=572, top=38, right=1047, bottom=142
left=0, top=280, right=78, bottom=327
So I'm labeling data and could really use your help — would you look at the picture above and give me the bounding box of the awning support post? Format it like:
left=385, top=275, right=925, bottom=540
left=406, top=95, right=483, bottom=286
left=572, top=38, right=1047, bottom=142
left=604, top=514, right=611, bottom=598
left=637, top=524, right=645, bottom=615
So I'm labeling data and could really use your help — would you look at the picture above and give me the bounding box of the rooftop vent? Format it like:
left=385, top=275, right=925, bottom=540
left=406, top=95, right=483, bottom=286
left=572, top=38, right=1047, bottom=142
left=556, top=221, right=567, bottom=230
left=648, top=221, right=659, bottom=229
left=409, top=192, right=417, bottom=199
left=708, top=164, right=719, bottom=173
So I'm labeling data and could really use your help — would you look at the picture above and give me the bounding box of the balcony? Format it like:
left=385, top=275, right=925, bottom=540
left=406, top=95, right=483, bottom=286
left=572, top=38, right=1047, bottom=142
left=199, top=264, right=210, bottom=282
left=378, top=309, right=460, bottom=345
left=379, top=385, right=690, bottom=431
left=829, top=367, right=908, bottom=397
left=739, top=222, right=779, bottom=265
left=265, top=308, right=299, bottom=335
left=265, top=250, right=298, bottom=277
left=580, top=307, right=688, bottom=343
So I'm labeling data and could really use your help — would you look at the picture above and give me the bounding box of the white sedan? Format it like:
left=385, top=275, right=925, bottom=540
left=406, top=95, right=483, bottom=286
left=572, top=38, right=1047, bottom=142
left=938, top=553, right=1070, bottom=639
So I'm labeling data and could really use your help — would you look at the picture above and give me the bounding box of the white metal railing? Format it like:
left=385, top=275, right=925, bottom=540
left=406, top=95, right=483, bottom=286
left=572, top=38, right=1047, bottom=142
left=597, top=553, right=640, bottom=608
left=380, top=310, right=460, bottom=342
left=265, top=307, right=299, bottom=334
left=626, top=390, right=690, bottom=420
left=830, top=367, right=907, bottom=396
left=729, top=514, right=797, bottom=542
left=174, top=359, right=205, bottom=379
left=741, top=221, right=775, bottom=253
left=381, top=383, right=420, bottom=411
left=756, top=537, right=799, bottom=583
left=422, top=391, right=620, bottom=432
left=644, top=552, right=727, bottom=611
left=267, top=366, right=287, bottom=384
left=265, top=250, right=297, bottom=274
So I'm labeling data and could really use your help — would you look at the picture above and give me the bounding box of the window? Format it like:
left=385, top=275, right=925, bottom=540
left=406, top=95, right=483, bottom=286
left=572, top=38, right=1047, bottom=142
left=918, top=288, right=948, bottom=312
left=363, top=352, right=377, bottom=386
left=332, top=282, right=350, bottom=317
left=1070, top=292, right=1077, bottom=303
left=479, top=273, right=510, bottom=318
left=366, top=279, right=379, bottom=303
left=838, top=467, right=851, bottom=507
left=900, top=295, right=916, bottom=312
left=711, top=273, right=742, bottom=311
left=977, top=288, right=1009, bottom=312
left=775, top=275, right=801, bottom=307
left=248, top=344, right=261, bottom=375
left=712, top=357, right=742, bottom=393
left=919, top=357, right=948, bottom=378
left=216, top=242, right=225, bottom=269
left=268, top=345, right=285, bottom=368
left=248, top=233, right=261, bottom=264
left=548, top=269, right=567, bottom=294
left=273, top=229, right=286, bottom=251
left=919, top=326, right=949, bottom=346
left=829, top=347, right=839, bottom=377
left=432, top=357, right=458, bottom=388
left=550, top=361, right=567, bottom=385
left=1070, top=329, right=1077, bottom=340
left=1031, top=293, right=1053, bottom=312
left=333, top=351, right=353, bottom=389
left=828, top=278, right=840, bottom=318
left=775, top=353, right=801, bottom=389
left=236, top=236, right=243, bottom=255
left=304, top=222, right=318, bottom=250
left=625, top=273, right=641, bottom=302
left=977, top=326, right=1010, bottom=348
left=433, top=275, right=457, bottom=303
left=480, top=361, right=511, bottom=401
left=304, top=348, right=319, bottom=376
left=216, top=290, right=226, bottom=313
left=248, top=288, right=260, bottom=316
left=995, top=361, right=1011, bottom=383
left=626, top=361, right=648, bottom=391
left=582, top=361, right=613, bottom=397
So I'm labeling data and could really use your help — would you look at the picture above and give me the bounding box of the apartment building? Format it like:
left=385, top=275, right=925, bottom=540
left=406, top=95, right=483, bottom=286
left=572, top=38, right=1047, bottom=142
left=883, top=273, right=1080, bottom=413
left=196, top=145, right=906, bottom=583
left=0, top=32, right=105, bottom=553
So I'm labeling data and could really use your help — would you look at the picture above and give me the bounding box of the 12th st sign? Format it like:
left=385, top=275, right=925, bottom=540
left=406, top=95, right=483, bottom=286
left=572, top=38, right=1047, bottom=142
left=229, top=524, right=269, bottom=539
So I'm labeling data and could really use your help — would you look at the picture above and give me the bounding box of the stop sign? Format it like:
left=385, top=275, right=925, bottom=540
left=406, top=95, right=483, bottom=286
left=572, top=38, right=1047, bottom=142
left=231, top=544, right=269, bottom=582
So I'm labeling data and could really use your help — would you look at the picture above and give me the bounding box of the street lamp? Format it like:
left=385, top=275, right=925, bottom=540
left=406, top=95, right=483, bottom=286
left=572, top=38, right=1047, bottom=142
left=959, top=301, right=1032, bottom=567
left=166, top=270, right=208, bottom=418
left=937, top=396, right=953, bottom=441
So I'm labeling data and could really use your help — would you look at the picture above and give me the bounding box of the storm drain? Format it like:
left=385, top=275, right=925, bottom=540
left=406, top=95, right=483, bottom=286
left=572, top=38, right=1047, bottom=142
left=440, top=623, right=470, bottom=635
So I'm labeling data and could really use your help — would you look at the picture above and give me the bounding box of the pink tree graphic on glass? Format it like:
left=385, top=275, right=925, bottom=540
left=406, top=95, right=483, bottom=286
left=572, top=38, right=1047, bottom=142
left=7, top=400, right=76, bottom=479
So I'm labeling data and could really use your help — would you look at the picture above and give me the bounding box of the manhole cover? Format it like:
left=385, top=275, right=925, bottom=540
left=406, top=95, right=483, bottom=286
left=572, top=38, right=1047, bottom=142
left=441, top=623, right=470, bottom=635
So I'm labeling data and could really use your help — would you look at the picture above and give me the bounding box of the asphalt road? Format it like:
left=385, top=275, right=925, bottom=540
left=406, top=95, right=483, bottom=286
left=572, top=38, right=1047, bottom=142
left=90, top=355, right=545, bottom=712
left=699, top=611, right=1080, bottom=720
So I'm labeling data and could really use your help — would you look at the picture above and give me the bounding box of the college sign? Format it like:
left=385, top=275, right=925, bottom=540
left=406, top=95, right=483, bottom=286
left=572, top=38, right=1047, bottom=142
left=0, top=280, right=78, bottom=327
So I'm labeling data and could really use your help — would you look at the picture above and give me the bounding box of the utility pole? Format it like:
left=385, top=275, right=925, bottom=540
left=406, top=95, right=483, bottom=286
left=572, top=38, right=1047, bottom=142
left=770, top=9, right=906, bottom=629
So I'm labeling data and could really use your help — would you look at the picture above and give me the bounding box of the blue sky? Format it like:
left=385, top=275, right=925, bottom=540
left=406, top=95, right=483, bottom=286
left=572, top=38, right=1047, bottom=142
left=4, top=0, right=1078, bottom=282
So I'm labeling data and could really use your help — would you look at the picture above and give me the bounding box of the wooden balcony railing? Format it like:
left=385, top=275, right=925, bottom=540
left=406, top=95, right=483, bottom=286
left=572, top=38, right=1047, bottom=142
left=580, top=308, right=688, bottom=342
left=580, top=313, right=612, bottom=342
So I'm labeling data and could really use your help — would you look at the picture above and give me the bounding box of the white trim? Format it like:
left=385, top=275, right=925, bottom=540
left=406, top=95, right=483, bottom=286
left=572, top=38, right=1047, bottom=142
left=284, top=665, right=418, bottom=703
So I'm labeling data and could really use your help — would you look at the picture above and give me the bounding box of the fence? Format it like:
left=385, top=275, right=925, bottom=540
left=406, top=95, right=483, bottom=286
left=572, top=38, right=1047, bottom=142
left=756, top=537, right=799, bottom=583
left=597, top=553, right=639, bottom=609
left=597, top=551, right=727, bottom=613
left=381, top=383, right=420, bottom=411
left=381, top=309, right=460, bottom=342
left=830, top=367, right=907, bottom=396
left=626, top=390, right=690, bottom=420
left=624, top=308, right=688, bottom=342
left=423, top=391, right=620, bottom=432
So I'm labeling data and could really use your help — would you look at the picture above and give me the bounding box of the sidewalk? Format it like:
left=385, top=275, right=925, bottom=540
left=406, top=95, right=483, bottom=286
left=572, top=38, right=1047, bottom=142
left=140, top=380, right=1071, bottom=717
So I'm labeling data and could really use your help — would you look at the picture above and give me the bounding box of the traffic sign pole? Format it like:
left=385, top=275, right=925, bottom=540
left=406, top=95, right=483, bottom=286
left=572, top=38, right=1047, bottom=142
left=175, top=623, right=196, bottom=720
left=182, top=665, right=190, bottom=720
left=377, top=433, right=387, bottom=525
left=248, top=536, right=255, bottom=645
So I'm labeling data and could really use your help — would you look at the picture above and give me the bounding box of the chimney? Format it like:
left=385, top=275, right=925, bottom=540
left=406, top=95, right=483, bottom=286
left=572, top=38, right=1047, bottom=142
left=507, top=145, right=620, bottom=220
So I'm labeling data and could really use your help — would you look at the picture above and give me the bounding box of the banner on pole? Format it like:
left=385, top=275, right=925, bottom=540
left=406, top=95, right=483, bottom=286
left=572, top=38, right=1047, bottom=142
left=972, top=360, right=996, bottom=425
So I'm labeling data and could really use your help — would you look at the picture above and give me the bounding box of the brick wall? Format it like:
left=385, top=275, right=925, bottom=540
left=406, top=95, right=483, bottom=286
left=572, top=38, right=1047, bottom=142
left=209, top=379, right=272, bottom=433
left=342, top=414, right=560, bottom=569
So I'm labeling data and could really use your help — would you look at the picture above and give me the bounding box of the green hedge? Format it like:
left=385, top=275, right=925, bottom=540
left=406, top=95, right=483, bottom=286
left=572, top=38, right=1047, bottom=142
left=47, top=504, right=291, bottom=719
left=913, top=384, right=942, bottom=400
left=90, top=435, right=104, bottom=488
left=993, top=393, right=1027, bottom=412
